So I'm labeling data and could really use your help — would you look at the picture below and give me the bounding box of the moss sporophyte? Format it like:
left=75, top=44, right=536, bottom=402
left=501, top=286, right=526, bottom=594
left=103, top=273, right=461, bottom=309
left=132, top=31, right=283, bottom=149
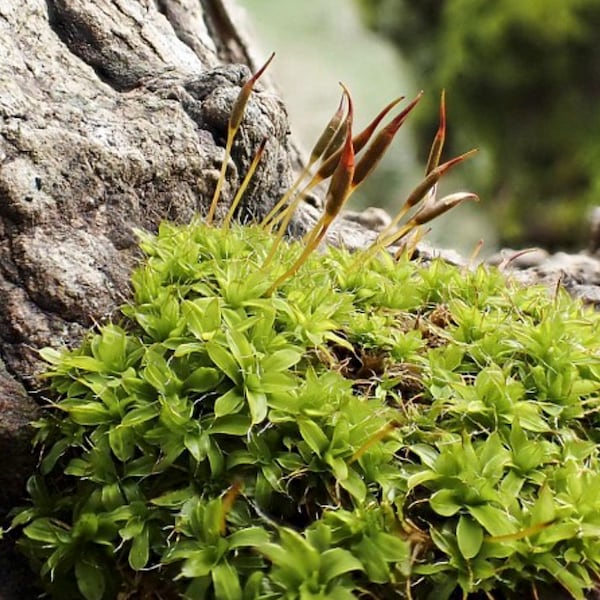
left=11, top=56, right=600, bottom=600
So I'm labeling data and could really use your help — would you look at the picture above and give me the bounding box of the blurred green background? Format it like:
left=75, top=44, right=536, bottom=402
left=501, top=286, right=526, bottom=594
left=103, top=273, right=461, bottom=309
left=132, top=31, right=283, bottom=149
left=237, top=0, right=600, bottom=254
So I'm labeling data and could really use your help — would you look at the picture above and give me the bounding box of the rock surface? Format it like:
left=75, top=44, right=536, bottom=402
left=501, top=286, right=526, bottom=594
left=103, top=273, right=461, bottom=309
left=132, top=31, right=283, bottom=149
left=488, top=242, right=600, bottom=308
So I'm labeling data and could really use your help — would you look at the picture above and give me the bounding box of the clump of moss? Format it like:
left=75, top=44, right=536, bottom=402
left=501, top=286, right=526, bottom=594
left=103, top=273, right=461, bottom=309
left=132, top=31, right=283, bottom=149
left=10, top=56, right=600, bottom=599
left=11, top=220, right=600, bottom=600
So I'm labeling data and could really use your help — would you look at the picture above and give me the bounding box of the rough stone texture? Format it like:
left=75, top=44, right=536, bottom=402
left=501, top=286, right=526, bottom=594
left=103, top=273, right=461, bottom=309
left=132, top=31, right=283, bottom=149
left=488, top=239, right=600, bottom=308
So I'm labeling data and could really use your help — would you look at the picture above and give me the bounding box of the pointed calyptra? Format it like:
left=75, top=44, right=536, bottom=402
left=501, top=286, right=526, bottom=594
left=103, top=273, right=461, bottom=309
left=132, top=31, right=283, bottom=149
left=400, top=149, right=478, bottom=214
left=313, top=94, right=407, bottom=184
left=268, top=84, right=355, bottom=293
left=323, top=84, right=356, bottom=218
left=220, top=480, right=243, bottom=535
left=261, top=91, right=347, bottom=231
left=230, top=52, right=276, bottom=133
left=303, top=82, right=356, bottom=249
left=374, top=148, right=478, bottom=248
left=206, top=52, right=275, bottom=224
left=353, top=148, right=477, bottom=269
left=389, top=192, right=479, bottom=255
left=309, top=93, right=346, bottom=165
left=351, top=91, right=423, bottom=188
left=425, top=90, right=447, bottom=176
left=266, top=94, right=407, bottom=235
left=412, top=192, right=479, bottom=226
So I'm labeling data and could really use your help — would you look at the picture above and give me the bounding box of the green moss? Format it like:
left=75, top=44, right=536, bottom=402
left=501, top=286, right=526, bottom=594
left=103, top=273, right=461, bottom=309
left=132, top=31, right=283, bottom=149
left=12, top=221, right=600, bottom=599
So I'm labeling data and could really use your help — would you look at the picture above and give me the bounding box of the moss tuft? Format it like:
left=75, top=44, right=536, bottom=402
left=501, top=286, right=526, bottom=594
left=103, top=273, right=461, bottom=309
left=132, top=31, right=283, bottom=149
left=11, top=221, right=600, bottom=599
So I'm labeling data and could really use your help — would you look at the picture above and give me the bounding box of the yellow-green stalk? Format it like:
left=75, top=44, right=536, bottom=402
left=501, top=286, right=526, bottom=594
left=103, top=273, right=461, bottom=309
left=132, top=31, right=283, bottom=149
left=268, top=85, right=356, bottom=294
left=206, top=52, right=275, bottom=224
left=223, top=137, right=268, bottom=229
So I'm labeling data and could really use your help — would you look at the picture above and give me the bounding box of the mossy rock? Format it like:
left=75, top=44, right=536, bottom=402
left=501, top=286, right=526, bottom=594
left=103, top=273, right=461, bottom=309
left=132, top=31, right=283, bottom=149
left=12, top=221, right=600, bottom=599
